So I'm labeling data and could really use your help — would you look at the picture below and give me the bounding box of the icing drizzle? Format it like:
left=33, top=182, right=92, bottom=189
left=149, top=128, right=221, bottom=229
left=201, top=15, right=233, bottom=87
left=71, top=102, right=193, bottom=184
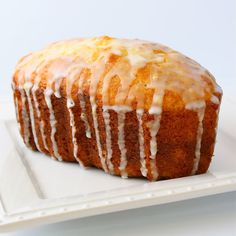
left=103, top=107, right=114, bottom=174
left=137, top=109, right=147, bottom=177
left=117, top=110, right=128, bottom=178
left=32, top=84, right=49, bottom=151
left=67, top=99, right=84, bottom=166
left=78, top=74, right=91, bottom=139
left=24, top=82, right=42, bottom=152
left=19, top=88, right=31, bottom=147
left=186, top=101, right=206, bottom=175
left=44, top=89, right=62, bottom=161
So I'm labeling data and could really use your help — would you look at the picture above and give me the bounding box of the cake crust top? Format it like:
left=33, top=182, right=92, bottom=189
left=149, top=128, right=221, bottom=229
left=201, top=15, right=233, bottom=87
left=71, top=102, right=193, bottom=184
left=13, top=36, right=222, bottom=111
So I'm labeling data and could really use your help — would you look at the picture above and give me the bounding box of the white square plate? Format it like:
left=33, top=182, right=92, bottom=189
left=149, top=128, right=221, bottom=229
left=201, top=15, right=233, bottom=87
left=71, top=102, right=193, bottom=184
left=0, top=97, right=235, bottom=232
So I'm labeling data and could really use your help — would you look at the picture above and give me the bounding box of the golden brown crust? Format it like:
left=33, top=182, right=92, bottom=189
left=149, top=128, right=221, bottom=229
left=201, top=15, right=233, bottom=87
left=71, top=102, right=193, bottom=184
left=13, top=36, right=219, bottom=110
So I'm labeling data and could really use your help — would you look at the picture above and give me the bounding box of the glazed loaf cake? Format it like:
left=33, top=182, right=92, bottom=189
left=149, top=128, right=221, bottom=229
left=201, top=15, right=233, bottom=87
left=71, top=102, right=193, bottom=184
left=12, top=36, right=222, bottom=181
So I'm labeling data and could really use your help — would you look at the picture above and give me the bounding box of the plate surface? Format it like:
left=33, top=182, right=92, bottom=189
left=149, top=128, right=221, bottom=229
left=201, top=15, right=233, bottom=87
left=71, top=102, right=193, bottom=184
left=0, top=97, right=236, bottom=232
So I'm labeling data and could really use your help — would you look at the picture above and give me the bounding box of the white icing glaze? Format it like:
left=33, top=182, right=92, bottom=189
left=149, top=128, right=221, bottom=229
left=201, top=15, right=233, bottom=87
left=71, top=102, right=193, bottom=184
left=24, top=82, right=43, bottom=152
left=148, top=114, right=162, bottom=180
left=88, top=54, right=111, bottom=171
left=137, top=109, right=147, bottom=177
left=185, top=100, right=205, bottom=110
left=31, top=84, right=49, bottom=151
left=149, top=106, right=162, bottom=115
left=107, top=105, right=132, bottom=112
left=210, top=95, right=220, bottom=104
left=102, top=107, right=114, bottom=174
left=78, top=74, right=91, bottom=139
left=117, top=111, right=128, bottom=178
left=186, top=101, right=206, bottom=175
left=67, top=99, right=84, bottom=166
left=103, top=105, right=132, bottom=177
left=192, top=106, right=206, bottom=175
left=90, top=96, right=108, bottom=172
left=214, top=104, right=221, bottom=135
left=66, top=66, right=87, bottom=165
left=19, top=88, right=31, bottom=147
left=24, top=59, right=56, bottom=152
left=42, top=60, right=74, bottom=161
left=147, top=74, right=165, bottom=180
left=44, top=88, right=62, bottom=161
left=79, top=94, right=92, bottom=138
left=126, top=54, right=147, bottom=67
left=209, top=98, right=220, bottom=161
left=54, top=77, right=64, bottom=98
left=20, top=57, right=57, bottom=152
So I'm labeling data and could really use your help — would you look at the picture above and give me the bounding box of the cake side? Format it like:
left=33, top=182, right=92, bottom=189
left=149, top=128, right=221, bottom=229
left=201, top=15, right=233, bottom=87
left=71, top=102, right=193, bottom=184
left=12, top=84, right=222, bottom=180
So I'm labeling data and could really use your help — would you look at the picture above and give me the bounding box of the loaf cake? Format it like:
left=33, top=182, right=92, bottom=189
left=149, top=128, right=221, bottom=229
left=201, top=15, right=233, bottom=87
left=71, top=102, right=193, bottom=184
left=12, top=36, right=222, bottom=181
